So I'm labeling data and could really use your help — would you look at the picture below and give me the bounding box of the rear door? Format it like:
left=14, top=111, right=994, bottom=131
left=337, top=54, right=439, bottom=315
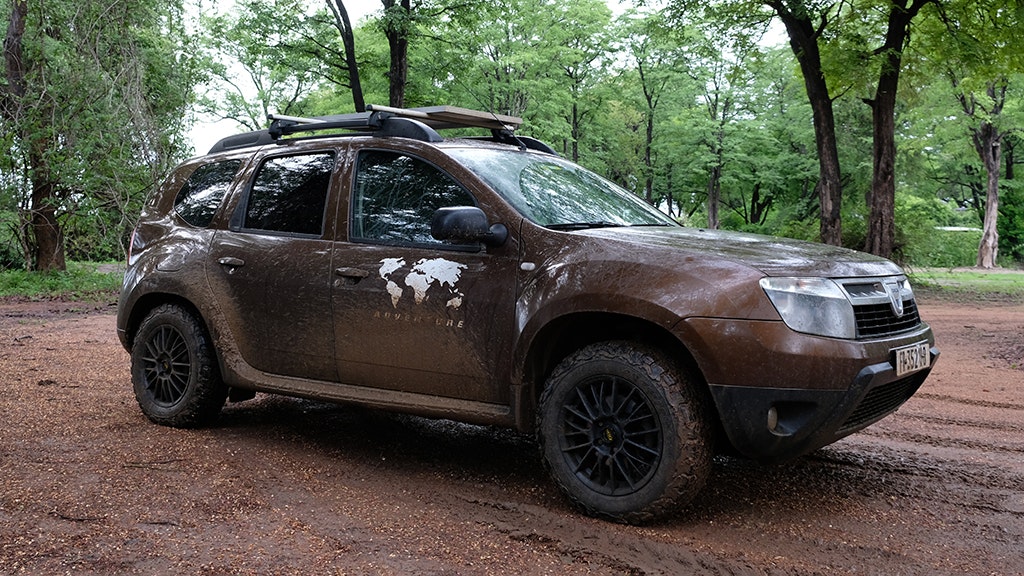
left=330, top=147, right=519, bottom=404
left=207, top=150, right=339, bottom=381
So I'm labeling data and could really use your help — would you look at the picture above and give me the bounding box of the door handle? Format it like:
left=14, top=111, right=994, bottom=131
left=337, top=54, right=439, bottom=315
left=335, top=267, right=370, bottom=279
left=218, top=257, right=245, bottom=268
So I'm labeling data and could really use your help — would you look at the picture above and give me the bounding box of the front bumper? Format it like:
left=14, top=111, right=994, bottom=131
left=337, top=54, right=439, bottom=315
left=707, top=348, right=937, bottom=462
left=678, top=317, right=938, bottom=462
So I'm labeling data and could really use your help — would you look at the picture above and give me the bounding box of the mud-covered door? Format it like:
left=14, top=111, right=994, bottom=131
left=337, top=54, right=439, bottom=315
left=331, top=149, right=518, bottom=404
left=207, top=151, right=339, bottom=381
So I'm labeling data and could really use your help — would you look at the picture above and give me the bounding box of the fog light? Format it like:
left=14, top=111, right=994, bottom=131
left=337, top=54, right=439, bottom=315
left=767, top=406, right=779, bottom=432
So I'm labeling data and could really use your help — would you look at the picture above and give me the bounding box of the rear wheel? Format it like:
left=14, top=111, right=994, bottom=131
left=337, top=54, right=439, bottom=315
left=131, top=304, right=226, bottom=427
left=538, top=341, right=711, bottom=523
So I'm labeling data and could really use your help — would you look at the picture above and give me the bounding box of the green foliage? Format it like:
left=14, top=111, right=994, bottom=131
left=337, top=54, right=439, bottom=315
left=0, top=262, right=122, bottom=300
left=0, top=210, right=26, bottom=270
left=5, top=0, right=1019, bottom=266
left=999, top=177, right=1024, bottom=262
left=895, top=193, right=983, bottom=267
left=1, top=0, right=199, bottom=270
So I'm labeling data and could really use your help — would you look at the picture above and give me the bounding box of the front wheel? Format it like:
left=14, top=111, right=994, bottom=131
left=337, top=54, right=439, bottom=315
left=538, top=341, right=711, bottom=523
left=131, top=304, right=226, bottom=427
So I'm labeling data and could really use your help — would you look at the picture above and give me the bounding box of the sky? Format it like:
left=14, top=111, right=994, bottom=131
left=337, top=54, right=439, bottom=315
left=340, top=0, right=384, bottom=24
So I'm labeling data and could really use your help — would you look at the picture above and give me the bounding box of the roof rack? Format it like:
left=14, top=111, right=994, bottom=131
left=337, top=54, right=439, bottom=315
left=207, top=105, right=526, bottom=154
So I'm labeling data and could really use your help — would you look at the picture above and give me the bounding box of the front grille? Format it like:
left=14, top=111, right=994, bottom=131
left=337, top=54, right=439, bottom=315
left=854, top=299, right=921, bottom=339
left=838, top=375, right=920, bottom=433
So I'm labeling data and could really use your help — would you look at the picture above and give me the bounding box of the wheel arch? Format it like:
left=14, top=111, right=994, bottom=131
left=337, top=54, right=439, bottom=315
left=516, top=312, right=716, bottom=438
left=122, top=293, right=210, bottom=351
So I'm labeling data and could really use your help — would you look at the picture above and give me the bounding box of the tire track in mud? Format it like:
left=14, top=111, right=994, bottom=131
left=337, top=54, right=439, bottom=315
left=913, top=392, right=1024, bottom=412
left=896, top=412, right=1024, bottom=434
left=455, top=496, right=765, bottom=576
left=812, top=443, right=1023, bottom=493
left=806, top=444, right=1024, bottom=552
left=858, top=424, right=1024, bottom=454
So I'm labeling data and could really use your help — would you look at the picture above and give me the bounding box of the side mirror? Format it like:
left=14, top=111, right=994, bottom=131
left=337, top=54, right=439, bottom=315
left=431, top=206, right=508, bottom=248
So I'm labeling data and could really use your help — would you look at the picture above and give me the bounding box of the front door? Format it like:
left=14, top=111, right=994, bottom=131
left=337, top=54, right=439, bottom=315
left=331, top=149, right=518, bottom=403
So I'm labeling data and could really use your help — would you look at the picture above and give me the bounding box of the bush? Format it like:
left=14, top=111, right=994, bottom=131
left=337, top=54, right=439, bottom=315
left=0, top=210, right=27, bottom=270
left=905, top=227, right=983, bottom=268
left=895, top=193, right=982, bottom=267
left=999, top=180, right=1024, bottom=264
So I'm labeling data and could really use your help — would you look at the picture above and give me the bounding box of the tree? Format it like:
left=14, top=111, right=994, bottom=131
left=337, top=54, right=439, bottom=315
left=2, top=0, right=195, bottom=270
left=419, top=0, right=575, bottom=118
left=764, top=0, right=846, bottom=246
left=550, top=0, right=613, bottom=162
left=380, top=0, right=411, bottom=107
left=861, top=0, right=936, bottom=258
left=617, top=10, right=690, bottom=205
left=953, top=81, right=1011, bottom=267
left=923, top=0, right=1024, bottom=267
left=199, top=1, right=326, bottom=130
left=666, top=0, right=846, bottom=245
left=326, top=0, right=366, bottom=110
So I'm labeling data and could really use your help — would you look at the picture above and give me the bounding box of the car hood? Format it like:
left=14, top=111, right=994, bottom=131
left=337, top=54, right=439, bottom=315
left=579, top=226, right=902, bottom=278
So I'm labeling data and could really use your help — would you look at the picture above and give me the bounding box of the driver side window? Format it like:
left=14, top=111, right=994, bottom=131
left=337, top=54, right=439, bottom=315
left=351, top=150, right=475, bottom=246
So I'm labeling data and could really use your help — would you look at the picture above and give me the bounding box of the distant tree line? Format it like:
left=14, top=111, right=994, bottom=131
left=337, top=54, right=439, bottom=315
left=2, top=0, right=1022, bottom=271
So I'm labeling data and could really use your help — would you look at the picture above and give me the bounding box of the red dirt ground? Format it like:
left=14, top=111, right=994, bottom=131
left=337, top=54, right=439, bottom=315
left=1, top=294, right=1021, bottom=575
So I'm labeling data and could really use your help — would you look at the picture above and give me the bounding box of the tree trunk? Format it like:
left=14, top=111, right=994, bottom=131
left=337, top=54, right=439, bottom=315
left=974, top=125, right=1001, bottom=268
left=570, top=101, right=580, bottom=163
left=768, top=1, right=843, bottom=245
left=29, top=153, right=66, bottom=271
left=707, top=122, right=725, bottom=229
left=864, top=0, right=934, bottom=258
left=864, top=85, right=897, bottom=258
left=750, top=182, right=772, bottom=225
left=707, top=164, right=721, bottom=229
left=644, top=110, right=654, bottom=204
left=4, top=0, right=66, bottom=271
left=328, top=0, right=365, bottom=112
left=382, top=0, right=410, bottom=108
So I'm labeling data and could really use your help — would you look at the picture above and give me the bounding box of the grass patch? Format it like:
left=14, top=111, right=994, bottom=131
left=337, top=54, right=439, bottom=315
left=908, top=267, right=1024, bottom=303
left=0, top=261, right=123, bottom=301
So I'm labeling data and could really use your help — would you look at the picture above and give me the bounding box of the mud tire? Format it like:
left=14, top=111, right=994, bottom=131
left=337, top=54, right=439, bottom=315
left=538, top=341, right=711, bottom=524
left=131, top=304, right=226, bottom=428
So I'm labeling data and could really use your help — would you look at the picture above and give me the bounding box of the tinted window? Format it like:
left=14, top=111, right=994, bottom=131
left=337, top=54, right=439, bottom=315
left=352, top=150, right=475, bottom=245
left=245, top=152, right=335, bottom=235
left=174, top=160, right=241, bottom=227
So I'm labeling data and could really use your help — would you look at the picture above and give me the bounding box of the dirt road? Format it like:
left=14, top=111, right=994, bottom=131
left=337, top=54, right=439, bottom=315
left=0, top=296, right=1021, bottom=575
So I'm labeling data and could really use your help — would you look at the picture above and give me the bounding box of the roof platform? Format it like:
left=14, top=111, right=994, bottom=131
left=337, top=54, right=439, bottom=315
left=207, top=105, right=525, bottom=154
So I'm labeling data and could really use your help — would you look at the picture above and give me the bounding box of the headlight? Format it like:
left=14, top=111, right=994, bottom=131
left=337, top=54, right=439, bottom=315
left=759, top=277, right=856, bottom=339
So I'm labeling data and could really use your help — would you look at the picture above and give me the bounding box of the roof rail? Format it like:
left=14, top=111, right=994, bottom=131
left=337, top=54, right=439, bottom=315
left=207, top=105, right=526, bottom=154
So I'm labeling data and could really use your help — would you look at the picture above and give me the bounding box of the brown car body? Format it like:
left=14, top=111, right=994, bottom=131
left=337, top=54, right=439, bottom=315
left=117, top=106, right=937, bottom=522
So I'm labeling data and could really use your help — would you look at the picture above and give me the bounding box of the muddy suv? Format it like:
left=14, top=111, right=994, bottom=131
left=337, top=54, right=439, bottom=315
left=118, top=105, right=937, bottom=523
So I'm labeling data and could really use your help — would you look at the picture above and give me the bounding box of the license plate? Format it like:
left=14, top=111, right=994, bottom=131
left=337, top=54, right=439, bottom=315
left=893, top=341, right=931, bottom=377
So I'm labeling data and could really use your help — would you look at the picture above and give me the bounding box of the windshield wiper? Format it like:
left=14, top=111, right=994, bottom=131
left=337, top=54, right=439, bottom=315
left=547, top=221, right=626, bottom=231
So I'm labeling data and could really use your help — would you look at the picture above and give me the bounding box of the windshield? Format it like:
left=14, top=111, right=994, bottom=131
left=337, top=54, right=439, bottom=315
left=447, top=148, right=676, bottom=229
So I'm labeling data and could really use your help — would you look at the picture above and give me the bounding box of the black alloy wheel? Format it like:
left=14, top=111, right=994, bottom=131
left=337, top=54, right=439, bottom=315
left=539, top=341, right=711, bottom=523
left=559, top=374, right=662, bottom=496
left=131, top=304, right=227, bottom=427
left=140, top=324, right=192, bottom=408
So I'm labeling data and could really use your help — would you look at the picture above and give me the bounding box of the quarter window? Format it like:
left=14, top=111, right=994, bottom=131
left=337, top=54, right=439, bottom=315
left=352, top=150, right=475, bottom=245
left=245, top=152, right=335, bottom=235
left=174, top=160, right=241, bottom=227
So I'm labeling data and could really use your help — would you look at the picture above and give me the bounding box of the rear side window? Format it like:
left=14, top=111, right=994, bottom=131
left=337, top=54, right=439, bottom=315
left=352, top=150, right=474, bottom=245
left=244, top=152, right=335, bottom=236
left=174, top=160, right=242, bottom=227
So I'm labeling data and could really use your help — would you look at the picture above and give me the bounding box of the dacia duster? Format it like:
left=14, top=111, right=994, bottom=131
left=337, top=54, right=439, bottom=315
left=117, top=105, right=938, bottom=523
